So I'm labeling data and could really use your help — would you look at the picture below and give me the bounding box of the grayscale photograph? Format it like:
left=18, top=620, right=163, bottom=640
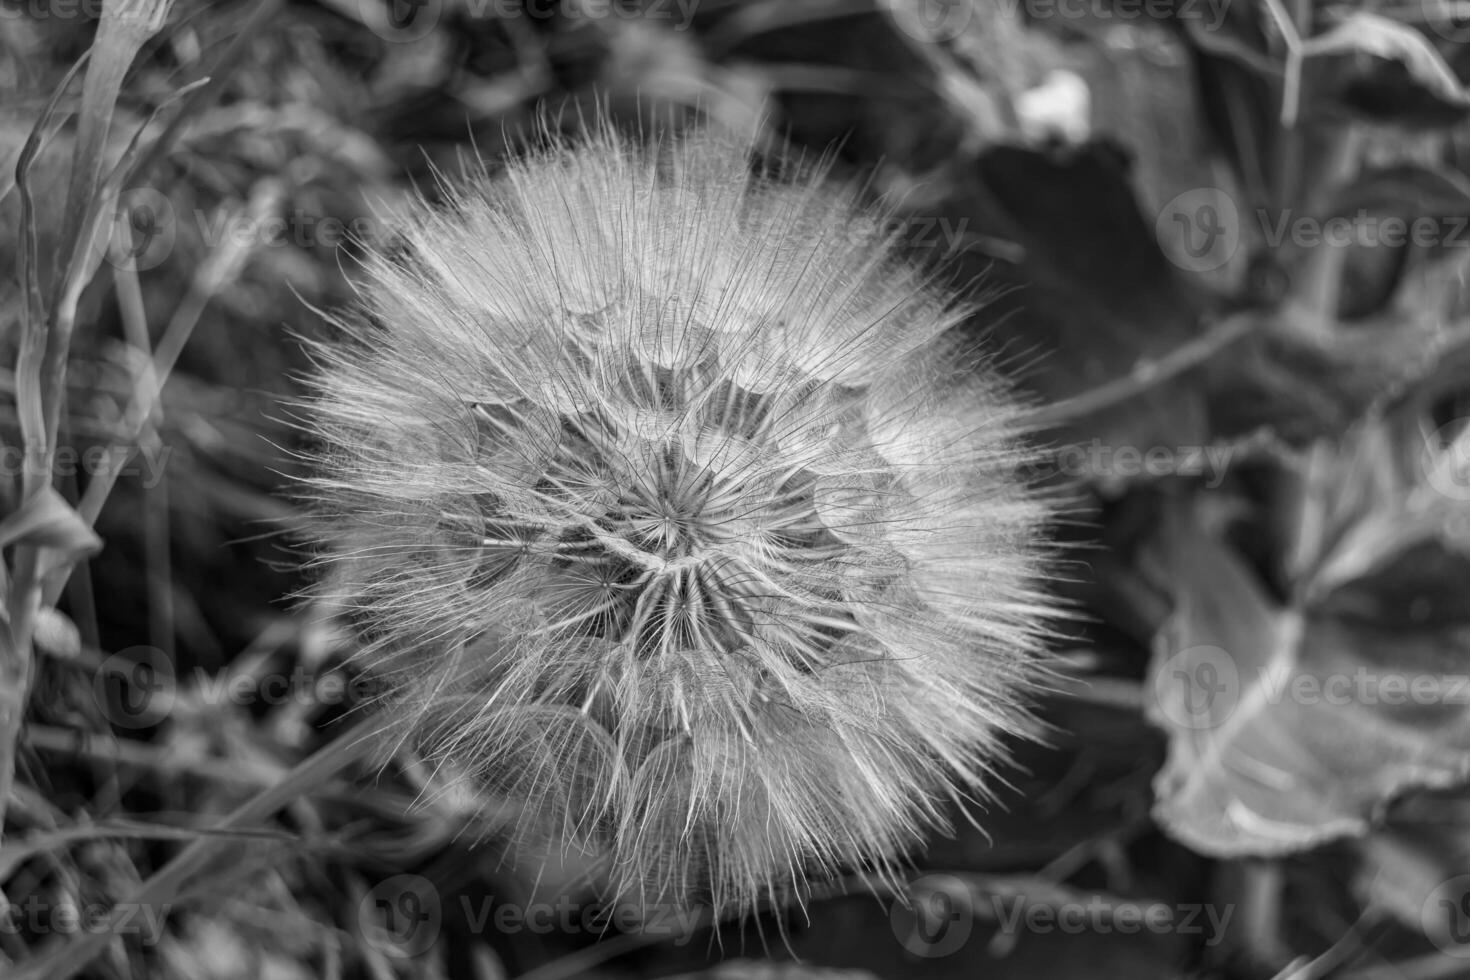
left=1, top=0, right=1468, bottom=977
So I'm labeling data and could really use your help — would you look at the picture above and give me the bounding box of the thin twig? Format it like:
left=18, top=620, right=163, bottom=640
left=1022, top=312, right=1258, bottom=429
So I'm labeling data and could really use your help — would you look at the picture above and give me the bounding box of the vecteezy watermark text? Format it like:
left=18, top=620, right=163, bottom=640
left=357, top=874, right=700, bottom=958
left=0, top=444, right=171, bottom=490
left=354, top=0, right=703, bottom=43
left=889, top=874, right=1233, bottom=958
left=886, top=0, right=1231, bottom=42
left=1152, top=645, right=1470, bottom=731
left=1157, top=188, right=1470, bottom=273
left=987, top=894, right=1233, bottom=944
left=996, top=0, right=1231, bottom=29
left=0, top=897, right=171, bottom=947
left=1423, top=875, right=1470, bottom=958
left=1050, top=441, right=1235, bottom=489
left=93, top=647, right=392, bottom=728
left=882, top=216, right=971, bottom=256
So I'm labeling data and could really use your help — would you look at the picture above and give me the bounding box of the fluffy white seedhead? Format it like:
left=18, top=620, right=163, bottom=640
left=304, top=126, right=1055, bottom=918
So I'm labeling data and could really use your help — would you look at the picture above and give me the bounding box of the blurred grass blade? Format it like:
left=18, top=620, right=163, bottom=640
left=53, top=76, right=210, bottom=339
left=72, top=178, right=279, bottom=547
left=2, top=75, right=204, bottom=850
left=0, top=821, right=302, bottom=881
left=0, top=487, right=102, bottom=557
left=13, top=53, right=91, bottom=498
left=10, top=717, right=382, bottom=980
left=1300, top=12, right=1470, bottom=108
left=0, top=54, right=94, bottom=854
left=55, top=0, right=172, bottom=287
left=43, top=9, right=183, bottom=462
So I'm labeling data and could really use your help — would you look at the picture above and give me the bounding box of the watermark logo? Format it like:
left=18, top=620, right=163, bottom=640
left=1151, top=645, right=1241, bottom=731
left=93, top=646, right=176, bottom=730
left=1156, top=188, right=1240, bottom=273
left=1422, top=418, right=1470, bottom=503
left=885, top=0, right=973, bottom=42
left=360, top=874, right=442, bottom=957
left=890, top=874, right=974, bottom=957
left=359, top=0, right=443, bottom=41
left=1421, top=0, right=1470, bottom=42
left=1422, top=874, right=1470, bottom=958
left=104, top=187, right=175, bottom=273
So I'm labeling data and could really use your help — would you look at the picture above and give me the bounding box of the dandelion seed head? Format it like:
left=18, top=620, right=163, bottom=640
left=303, top=125, right=1056, bottom=918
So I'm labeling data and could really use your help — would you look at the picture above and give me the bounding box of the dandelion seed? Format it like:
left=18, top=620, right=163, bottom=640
left=301, top=124, right=1057, bottom=919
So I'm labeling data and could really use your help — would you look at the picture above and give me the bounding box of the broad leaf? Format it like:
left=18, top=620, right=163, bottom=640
left=1144, top=402, right=1470, bottom=855
left=1303, top=13, right=1470, bottom=127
